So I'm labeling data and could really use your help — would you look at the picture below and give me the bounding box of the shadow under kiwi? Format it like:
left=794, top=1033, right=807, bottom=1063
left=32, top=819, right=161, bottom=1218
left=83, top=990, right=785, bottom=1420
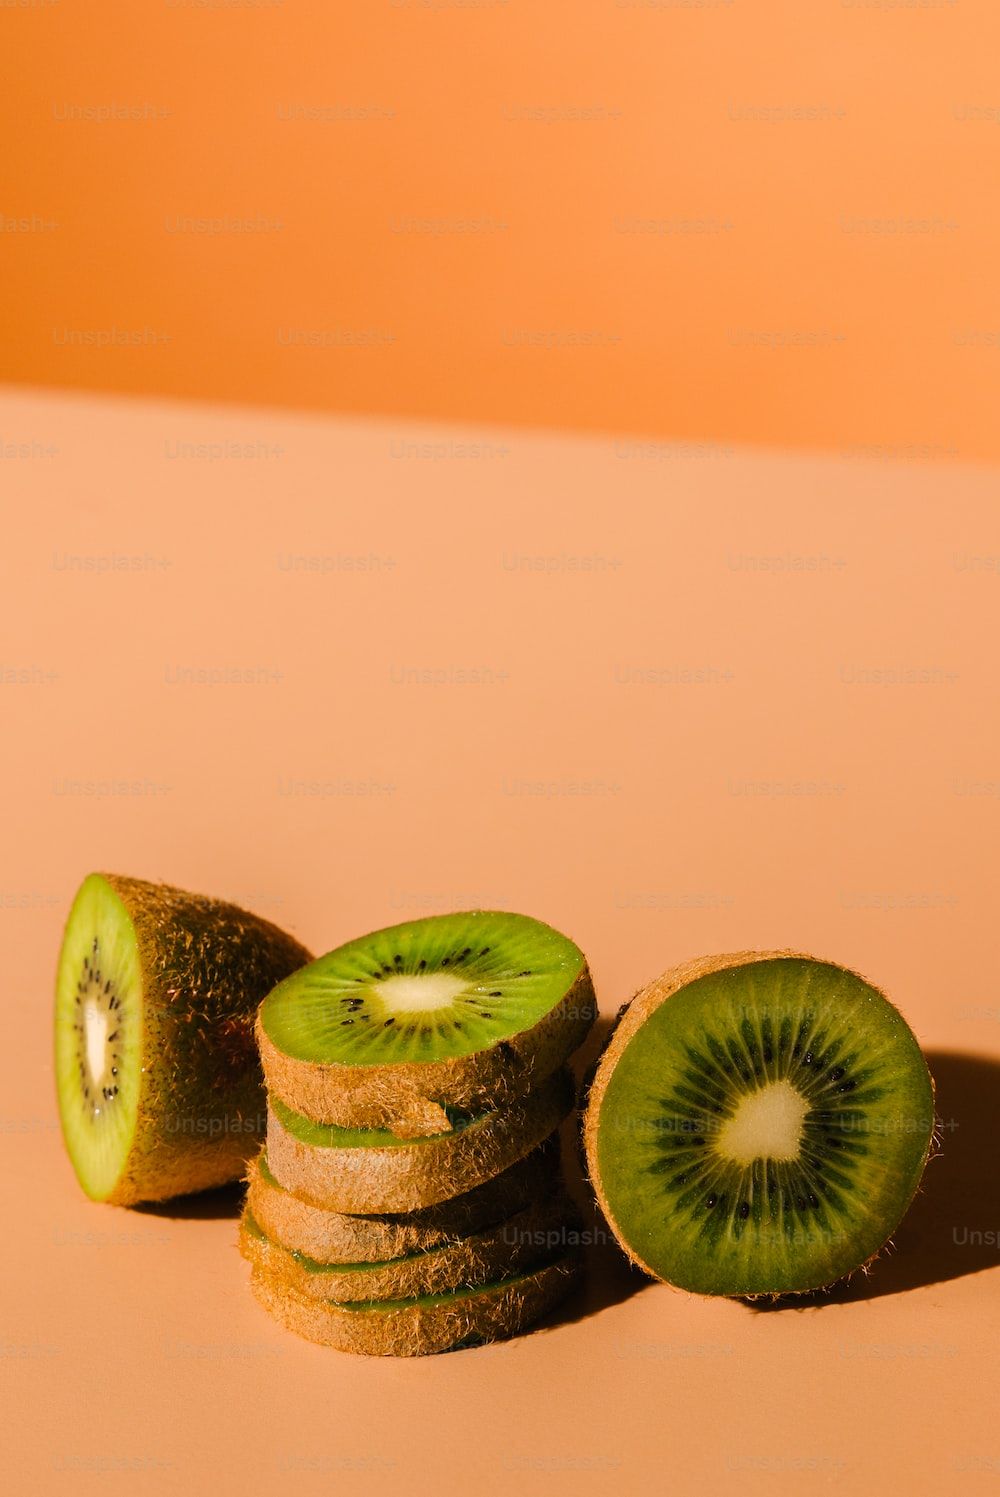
left=134, top=1178, right=246, bottom=1220
left=747, top=1049, right=1000, bottom=1312
left=538, top=1012, right=651, bottom=1330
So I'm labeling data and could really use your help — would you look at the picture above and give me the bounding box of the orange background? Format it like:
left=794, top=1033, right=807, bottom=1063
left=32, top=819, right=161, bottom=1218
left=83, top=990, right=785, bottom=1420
left=4, top=0, right=1000, bottom=456
left=4, top=8, right=1000, bottom=1493
left=2, top=387, right=999, bottom=1496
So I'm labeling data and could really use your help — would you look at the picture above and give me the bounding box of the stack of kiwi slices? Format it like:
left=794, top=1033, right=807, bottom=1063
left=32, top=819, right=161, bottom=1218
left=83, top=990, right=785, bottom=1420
left=246, top=910, right=597, bottom=1355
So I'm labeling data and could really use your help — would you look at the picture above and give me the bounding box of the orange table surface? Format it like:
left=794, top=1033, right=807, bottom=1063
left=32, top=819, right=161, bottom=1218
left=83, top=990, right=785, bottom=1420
left=2, top=388, right=998, bottom=1497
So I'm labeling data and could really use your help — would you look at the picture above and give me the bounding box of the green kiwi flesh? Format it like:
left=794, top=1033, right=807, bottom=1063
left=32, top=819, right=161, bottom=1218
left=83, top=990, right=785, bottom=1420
left=257, top=909, right=595, bottom=1134
left=585, top=952, right=935, bottom=1296
left=246, top=1135, right=562, bottom=1262
left=54, top=872, right=311, bottom=1204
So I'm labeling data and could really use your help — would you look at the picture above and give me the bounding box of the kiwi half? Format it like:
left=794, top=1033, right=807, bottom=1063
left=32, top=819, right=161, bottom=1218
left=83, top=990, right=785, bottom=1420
left=247, top=1248, right=584, bottom=1356
left=257, top=910, right=595, bottom=1135
left=266, top=1068, right=574, bottom=1213
left=246, top=1135, right=561, bottom=1262
left=239, top=1191, right=578, bottom=1301
left=54, top=873, right=311, bottom=1205
left=584, top=952, right=936, bottom=1297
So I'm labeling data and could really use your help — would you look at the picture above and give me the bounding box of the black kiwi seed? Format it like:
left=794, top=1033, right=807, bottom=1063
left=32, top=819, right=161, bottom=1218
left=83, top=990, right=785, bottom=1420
left=738, top=1202, right=750, bottom=1219
left=383, top=1019, right=395, bottom=1027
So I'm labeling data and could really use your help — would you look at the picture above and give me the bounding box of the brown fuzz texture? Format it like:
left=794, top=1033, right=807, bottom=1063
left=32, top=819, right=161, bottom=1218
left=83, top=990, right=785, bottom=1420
left=245, top=1134, right=562, bottom=1262
left=266, top=1067, right=575, bottom=1212
left=247, top=1251, right=584, bottom=1356
left=239, top=1191, right=580, bottom=1301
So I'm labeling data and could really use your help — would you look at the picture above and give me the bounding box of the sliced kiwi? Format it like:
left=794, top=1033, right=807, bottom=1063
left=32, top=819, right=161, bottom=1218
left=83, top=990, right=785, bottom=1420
left=54, top=873, right=311, bottom=1205
left=246, top=1134, right=561, bottom=1262
left=257, top=910, right=595, bottom=1135
left=239, top=1188, right=579, bottom=1301
left=584, top=952, right=936, bottom=1297
left=246, top=1248, right=583, bottom=1356
left=266, top=1068, right=574, bottom=1213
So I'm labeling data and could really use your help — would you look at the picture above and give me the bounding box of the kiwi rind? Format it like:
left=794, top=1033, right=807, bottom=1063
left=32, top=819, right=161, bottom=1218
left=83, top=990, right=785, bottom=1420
left=246, top=1250, right=584, bottom=1356
left=246, top=1135, right=562, bottom=1262
left=239, top=1189, right=579, bottom=1301
left=266, top=1067, right=575, bottom=1213
left=54, top=873, right=312, bottom=1205
left=583, top=950, right=937, bottom=1298
left=256, top=913, right=596, bottom=1137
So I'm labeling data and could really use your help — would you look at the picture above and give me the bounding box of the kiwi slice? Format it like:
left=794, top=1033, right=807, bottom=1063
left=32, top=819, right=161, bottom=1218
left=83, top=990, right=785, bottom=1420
left=584, top=952, right=936, bottom=1296
left=257, top=910, right=595, bottom=1135
left=239, top=1190, right=578, bottom=1301
left=246, top=1135, right=561, bottom=1262
left=247, top=1248, right=583, bottom=1356
left=54, top=873, right=311, bottom=1205
left=266, top=1068, right=574, bottom=1213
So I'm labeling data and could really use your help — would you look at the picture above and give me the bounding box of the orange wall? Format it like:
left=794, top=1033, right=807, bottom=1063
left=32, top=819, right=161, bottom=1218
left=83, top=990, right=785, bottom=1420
left=4, top=0, right=1000, bottom=457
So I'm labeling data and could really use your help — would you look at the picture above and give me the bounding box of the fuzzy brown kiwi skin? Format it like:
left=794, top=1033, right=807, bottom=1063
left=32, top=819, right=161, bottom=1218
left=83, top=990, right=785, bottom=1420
left=245, top=1134, right=562, bottom=1263
left=266, top=1068, right=575, bottom=1213
left=256, top=963, right=596, bottom=1137
left=582, top=949, right=938, bottom=1299
left=245, top=1252, right=584, bottom=1356
left=74, top=874, right=312, bottom=1206
left=239, top=1192, right=580, bottom=1302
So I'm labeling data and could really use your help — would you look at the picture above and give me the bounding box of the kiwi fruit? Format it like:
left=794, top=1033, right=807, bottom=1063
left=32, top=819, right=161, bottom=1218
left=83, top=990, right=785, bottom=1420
left=246, top=1134, right=561, bottom=1263
left=266, top=1067, right=574, bottom=1213
left=257, top=909, right=595, bottom=1135
left=239, top=1191, right=579, bottom=1302
left=246, top=1246, right=584, bottom=1356
left=54, top=872, right=311, bottom=1205
left=584, top=952, right=936, bottom=1297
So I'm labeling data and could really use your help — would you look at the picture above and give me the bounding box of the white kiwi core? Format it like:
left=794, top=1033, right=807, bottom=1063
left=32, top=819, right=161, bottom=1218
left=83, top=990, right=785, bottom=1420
left=84, top=1000, right=109, bottom=1086
left=373, top=971, right=469, bottom=1014
left=716, top=1080, right=808, bottom=1163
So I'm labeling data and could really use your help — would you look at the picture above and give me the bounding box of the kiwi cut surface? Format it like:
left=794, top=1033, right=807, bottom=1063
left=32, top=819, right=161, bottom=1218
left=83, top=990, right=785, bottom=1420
left=54, top=873, right=311, bottom=1205
left=257, top=909, right=595, bottom=1135
left=584, top=952, right=935, bottom=1297
left=246, top=1135, right=561, bottom=1263
left=247, top=1246, right=584, bottom=1356
left=266, top=1068, right=574, bottom=1213
left=239, top=1190, right=578, bottom=1301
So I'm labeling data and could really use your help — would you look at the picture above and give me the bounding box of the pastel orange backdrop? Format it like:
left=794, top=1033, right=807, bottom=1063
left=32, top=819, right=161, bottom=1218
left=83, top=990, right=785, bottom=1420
left=4, top=0, right=1000, bottom=456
